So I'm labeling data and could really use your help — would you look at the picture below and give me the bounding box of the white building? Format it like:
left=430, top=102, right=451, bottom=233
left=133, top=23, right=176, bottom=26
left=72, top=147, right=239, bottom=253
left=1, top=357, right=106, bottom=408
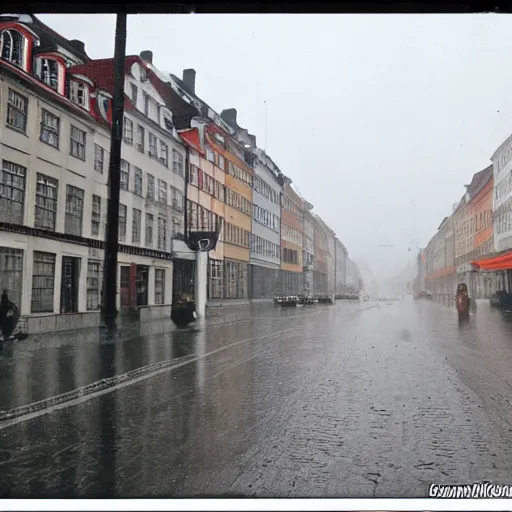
left=0, top=17, right=189, bottom=334
left=491, top=133, right=512, bottom=253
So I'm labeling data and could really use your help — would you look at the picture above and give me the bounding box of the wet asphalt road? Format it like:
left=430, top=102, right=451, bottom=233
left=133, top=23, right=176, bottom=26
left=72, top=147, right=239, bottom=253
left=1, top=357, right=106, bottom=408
left=1, top=297, right=512, bottom=497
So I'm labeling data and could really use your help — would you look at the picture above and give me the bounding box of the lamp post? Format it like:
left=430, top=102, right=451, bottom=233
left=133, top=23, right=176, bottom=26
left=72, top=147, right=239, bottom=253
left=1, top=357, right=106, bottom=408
left=102, top=12, right=127, bottom=325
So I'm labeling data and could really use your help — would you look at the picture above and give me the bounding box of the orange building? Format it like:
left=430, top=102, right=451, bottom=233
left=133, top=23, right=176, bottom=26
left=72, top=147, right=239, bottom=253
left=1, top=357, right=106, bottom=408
left=280, top=177, right=304, bottom=294
left=471, top=170, right=494, bottom=260
left=206, top=124, right=253, bottom=299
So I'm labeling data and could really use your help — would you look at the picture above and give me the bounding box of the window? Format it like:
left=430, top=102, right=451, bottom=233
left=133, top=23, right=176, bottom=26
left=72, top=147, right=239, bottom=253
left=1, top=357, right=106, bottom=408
left=119, top=204, right=127, bottom=241
left=91, top=194, right=101, bottom=236
left=70, top=81, right=87, bottom=108
left=189, top=164, right=198, bottom=186
left=39, top=109, right=60, bottom=149
left=145, top=213, right=154, bottom=247
left=147, top=174, right=155, bottom=200
left=158, top=179, right=167, bottom=204
left=134, top=167, right=143, bottom=196
left=65, top=185, right=84, bottom=235
left=0, top=160, right=25, bottom=225
left=172, top=149, right=184, bottom=176
left=149, top=132, right=157, bottom=157
left=131, top=83, right=138, bottom=106
left=155, top=269, right=165, bottom=305
left=209, top=259, right=223, bottom=299
left=6, top=88, right=27, bottom=133
left=0, top=247, right=24, bottom=308
left=206, top=148, right=214, bottom=162
left=120, top=160, right=130, bottom=190
left=217, top=154, right=225, bottom=170
left=35, top=173, right=58, bottom=231
left=123, top=117, right=133, bottom=144
left=171, top=186, right=183, bottom=211
left=163, top=111, right=173, bottom=131
left=1, top=29, right=24, bottom=67
left=157, top=217, right=167, bottom=251
left=132, top=208, right=141, bottom=244
left=143, top=92, right=149, bottom=116
left=215, top=181, right=225, bottom=201
left=159, top=141, right=169, bottom=167
left=31, top=251, right=56, bottom=313
left=172, top=216, right=182, bottom=237
left=86, top=260, right=102, bottom=310
left=94, top=144, right=104, bottom=173
left=70, top=125, right=86, bottom=160
left=136, top=125, right=145, bottom=152
left=36, top=58, right=59, bottom=90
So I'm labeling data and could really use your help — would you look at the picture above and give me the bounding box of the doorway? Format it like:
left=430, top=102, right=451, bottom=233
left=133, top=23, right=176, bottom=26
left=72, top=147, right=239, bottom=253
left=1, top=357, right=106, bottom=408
left=60, top=256, right=81, bottom=313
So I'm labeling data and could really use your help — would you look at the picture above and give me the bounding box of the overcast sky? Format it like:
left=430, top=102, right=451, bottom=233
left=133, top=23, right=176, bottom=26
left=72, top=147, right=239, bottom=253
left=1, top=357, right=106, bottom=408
left=40, top=13, right=512, bottom=281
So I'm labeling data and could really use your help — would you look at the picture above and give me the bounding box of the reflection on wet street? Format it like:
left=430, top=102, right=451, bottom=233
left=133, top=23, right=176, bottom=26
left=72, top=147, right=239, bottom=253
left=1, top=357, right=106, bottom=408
left=1, top=298, right=512, bottom=497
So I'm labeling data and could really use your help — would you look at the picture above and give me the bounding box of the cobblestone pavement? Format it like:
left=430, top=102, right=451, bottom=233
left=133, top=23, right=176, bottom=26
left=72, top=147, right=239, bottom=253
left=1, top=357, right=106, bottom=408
left=1, top=298, right=512, bottom=498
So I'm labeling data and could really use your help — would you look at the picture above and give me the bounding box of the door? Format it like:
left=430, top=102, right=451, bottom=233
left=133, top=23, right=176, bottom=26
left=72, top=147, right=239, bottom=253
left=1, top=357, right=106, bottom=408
left=120, top=266, right=131, bottom=307
left=136, top=265, right=149, bottom=306
left=60, top=256, right=80, bottom=313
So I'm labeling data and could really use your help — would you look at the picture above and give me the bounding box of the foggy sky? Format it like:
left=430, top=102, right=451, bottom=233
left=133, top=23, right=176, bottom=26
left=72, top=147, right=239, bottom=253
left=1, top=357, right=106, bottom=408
left=39, top=13, right=512, bottom=280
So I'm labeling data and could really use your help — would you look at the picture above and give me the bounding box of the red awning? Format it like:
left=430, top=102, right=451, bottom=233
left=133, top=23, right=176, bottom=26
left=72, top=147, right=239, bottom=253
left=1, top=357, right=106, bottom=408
left=472, top=250, right=512, bottom=271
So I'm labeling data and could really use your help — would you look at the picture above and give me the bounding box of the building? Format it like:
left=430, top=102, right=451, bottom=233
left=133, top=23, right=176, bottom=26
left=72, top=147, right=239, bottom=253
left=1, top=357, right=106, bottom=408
left=311, top=213, right=336, bottom=296
left=248, top=148, right=283, bottom=298
left=72, top=53, right=193, bottom=310
left=302, top=202, right=315, bottom=269
left=334, top=238, right=347, bottom=297
left=492, top=135, right=512, bottom=254
left=468, top=139, right=512, bottom=293
left=280, top=177, right=304, bottom=295
left=345, top=257, right=361, bottom=294
left=220, top=108, right=284, bottom=300
left=0, top=17, right=176, bottom=333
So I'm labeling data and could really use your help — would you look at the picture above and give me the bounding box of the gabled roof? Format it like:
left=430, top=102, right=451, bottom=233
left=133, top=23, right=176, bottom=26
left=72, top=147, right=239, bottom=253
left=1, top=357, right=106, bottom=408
left=0, top=58, right=105, bottom=128
left=70, top=56, right=199, bottom=123
left=180, top=128, right=204, bottom=156
left=467, top=165, right=492, bottom=198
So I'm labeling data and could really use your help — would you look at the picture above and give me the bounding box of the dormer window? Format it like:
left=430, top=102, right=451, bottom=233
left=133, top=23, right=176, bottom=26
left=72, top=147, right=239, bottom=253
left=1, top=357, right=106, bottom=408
left=70, top=80, right=88, bottom=109
left=140, top=66, right=147, bottom=81
left=35, top=58, right=59, bottom=91
left=97, top=93, right=110, bottom=121
left=0, top=29, right=24, bottom=67
left=163, top=111, right=173, bottom=131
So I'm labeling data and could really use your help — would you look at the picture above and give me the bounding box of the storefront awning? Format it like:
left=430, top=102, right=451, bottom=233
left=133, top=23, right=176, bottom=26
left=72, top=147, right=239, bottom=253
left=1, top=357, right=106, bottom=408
left=425, top=266, right=456, bottom=281
left=472, top=251, right=512, bottom=271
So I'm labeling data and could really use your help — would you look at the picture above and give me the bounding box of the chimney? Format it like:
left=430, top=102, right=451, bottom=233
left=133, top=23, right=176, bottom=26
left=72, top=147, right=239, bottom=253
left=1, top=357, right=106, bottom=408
left=182, top=69, right=196, bottom=95
left=69, top=39, right=86, bottom=55
left=140, top=50, right=153, bottom=64
left=220, top=108, right=238, bottom=129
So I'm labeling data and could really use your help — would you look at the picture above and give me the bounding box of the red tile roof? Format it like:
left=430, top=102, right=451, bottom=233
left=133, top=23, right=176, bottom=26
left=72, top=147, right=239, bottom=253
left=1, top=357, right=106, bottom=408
left=69, top=56, right=139, bottom=114
left=0, top=59, right=107, bottom=127
left=180, top=128, right=204, bottom=155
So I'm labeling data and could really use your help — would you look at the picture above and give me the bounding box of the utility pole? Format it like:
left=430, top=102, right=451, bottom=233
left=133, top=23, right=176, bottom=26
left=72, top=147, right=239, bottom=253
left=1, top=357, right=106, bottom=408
left=102, top=12, right=127, bottom=325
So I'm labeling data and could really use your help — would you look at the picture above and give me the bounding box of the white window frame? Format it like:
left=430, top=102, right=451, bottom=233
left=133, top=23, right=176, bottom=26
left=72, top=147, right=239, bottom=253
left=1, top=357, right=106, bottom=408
left=70, top=125, right=86, bottom=160
left=70, top=81, right=89, bottom=109
left=0, top=29, right=24, bottom=67
left=6, top=88, right=27, bottom=133
left=94, top=144, right=104, bottom=173
left=40, top=109, right=60, bottom=149
left=120, top=159, right=130, bottom=190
